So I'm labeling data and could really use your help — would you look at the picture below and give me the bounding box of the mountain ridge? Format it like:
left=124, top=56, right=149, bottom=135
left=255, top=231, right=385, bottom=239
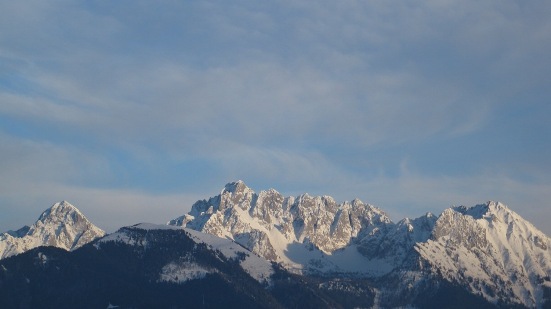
left=169, top=181, right=551, bottom=307
left=1, top=182, right=550, bottom=307
left=169, top=180, right=435, bottom=273
left=0, top=201, right=105, bottom=259
left=0, top=222, right=351, bottom=309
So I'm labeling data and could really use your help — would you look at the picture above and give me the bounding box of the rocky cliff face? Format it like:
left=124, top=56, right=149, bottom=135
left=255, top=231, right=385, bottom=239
left=414, top=201, right=551, bottom=308
left=0, top=201, right=105, bottom=259
left=357, top=212, right=437, bottom=265
left=168, top=181, right=398, bottom=266
left=2, top=184, right=550, bottom=307
left=169, top=181, right=436, bottom=274
left=170, top=181, right=551, bottom=308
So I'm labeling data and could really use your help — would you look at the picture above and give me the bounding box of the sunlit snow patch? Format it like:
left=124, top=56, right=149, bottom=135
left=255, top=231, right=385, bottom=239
left=159, top=261, right=214, bottom=283
left=184, top=228, right=275, bottom=284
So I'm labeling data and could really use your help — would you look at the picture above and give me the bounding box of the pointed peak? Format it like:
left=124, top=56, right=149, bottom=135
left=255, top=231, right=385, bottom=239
left=486, top=200, right=508, bottom=211
left=52, top=200, right=80, bottom=211
left=320, top=195, right=336, bottom=204
left=421, top=212, right=435, bottom=219
left=5, top=225, right=30, bottom=238
left=450, top=201, right=512, bottom=220
left=223, top=180, right=253, bottom=194
left=399, top=217, right=412, bottom=224
left=399, top=212, right=436, bottom=226
left=39, top=201, right=82, bottom=220
left=351, top=198, right=363, bottom=205
left=414, top=212, right=438, bottom=225
left=259, top=188, right=281, bottom=196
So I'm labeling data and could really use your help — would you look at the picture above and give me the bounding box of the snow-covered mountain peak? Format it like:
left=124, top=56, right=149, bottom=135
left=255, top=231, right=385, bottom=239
left=169, top=182, right=399, bottom=272
left=219, top=180, right=256, bottom=211
left=168, top=182, right=551, bottom=306
left=222, top=180, right=252, bottom=194
left=452, top=200, right=509, bottom=220
left=263, top=188, right=280, bottom=194
left=416, top=202, right=551, bottom=307
left=30, top=201, right=104, bottom=240
left=0, top=201, right=105, bottom=259
left=398, top=213, right=437, bottom=237
left=36, top=201, right=85, bottom=225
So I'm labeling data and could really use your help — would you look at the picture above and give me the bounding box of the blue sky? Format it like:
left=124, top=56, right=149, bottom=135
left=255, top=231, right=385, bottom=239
left=1, top=1, right=550, bottom=234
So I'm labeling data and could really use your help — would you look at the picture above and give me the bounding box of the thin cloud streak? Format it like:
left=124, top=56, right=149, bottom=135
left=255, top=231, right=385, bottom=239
left=1, top=59, right=495, bottom=151
left=0, top=1, right=550, bottom=235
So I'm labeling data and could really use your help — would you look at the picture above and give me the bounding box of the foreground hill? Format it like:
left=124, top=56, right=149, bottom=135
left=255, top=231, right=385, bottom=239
left=0, top=224, right=364, bottom=308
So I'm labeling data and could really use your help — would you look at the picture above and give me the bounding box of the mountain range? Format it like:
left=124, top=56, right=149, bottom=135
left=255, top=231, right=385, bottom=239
left=1, top=181, right=550, bottom=308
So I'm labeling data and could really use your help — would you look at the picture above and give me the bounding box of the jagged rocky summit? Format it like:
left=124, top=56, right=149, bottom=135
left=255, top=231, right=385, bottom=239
left=0, top=201, right=105, bottom=259
left=414, top=202, right=551, bottom=308
left=168, top=180, right=434, bottom=274
left=169, top=181, right=551, bottom=308
left=1, top=182, right=550, bottom=307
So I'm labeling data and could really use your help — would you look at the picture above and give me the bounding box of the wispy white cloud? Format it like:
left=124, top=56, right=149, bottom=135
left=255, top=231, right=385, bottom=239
left=1, top=0, right=550, bottom=235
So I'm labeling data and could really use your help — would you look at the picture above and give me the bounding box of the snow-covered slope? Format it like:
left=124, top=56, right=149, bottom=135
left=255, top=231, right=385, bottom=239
left=0, top=201, right=105, bottom=259
left=0, top=224, right=288, bottom=308
left=169, top=181, right=551, bottom=307
left=97, top=223, right=275, bottom=284
left=358, top=212, right=437, bottom=266
left=171, top=182, right=359, bottom=269
left=168, top=181, right=433, bottom=275
left=415, top=201, right=551, bottom=307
